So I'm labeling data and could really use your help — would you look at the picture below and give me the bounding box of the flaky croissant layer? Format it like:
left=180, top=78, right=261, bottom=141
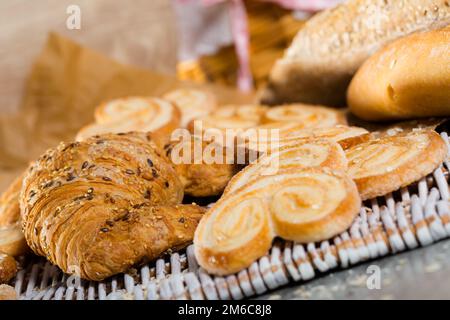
left=20, top=132, right=204, bottom=281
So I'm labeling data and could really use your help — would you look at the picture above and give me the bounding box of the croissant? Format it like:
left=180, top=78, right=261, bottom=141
left=20, top=132, right=205, bottom=281
left=167, top=136, right=241, bottom=197
left=163, top=89, right=217, bottom=127
left=0, top=174, right=29, bottom=256
left=76, top=97, right=181, bottom=144
left=224, top=139, right=348, bottom=195
left=346, top=129, right=447, bottom=200
left=195, top=168, right=361, bottom=275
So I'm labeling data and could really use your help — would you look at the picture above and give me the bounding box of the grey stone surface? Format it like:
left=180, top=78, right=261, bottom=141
left=259, top=239, right=450, bottom=300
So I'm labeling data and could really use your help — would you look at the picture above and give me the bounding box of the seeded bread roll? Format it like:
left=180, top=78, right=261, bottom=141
left=261, top=0, right=450, bottom=106
left=348, top=26, right=450, bottom=121
left=20, top=132, right=205, bottom=281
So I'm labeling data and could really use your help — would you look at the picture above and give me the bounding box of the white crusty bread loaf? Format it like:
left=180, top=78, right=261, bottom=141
left=348, top=26, right=450, bottom=121
left=261, top=0, right=450, bottom=106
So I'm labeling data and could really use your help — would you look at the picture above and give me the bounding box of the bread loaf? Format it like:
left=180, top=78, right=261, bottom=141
left=261, top=0, right=450, bottom=106
left=348, top=26, right=450, bottom=121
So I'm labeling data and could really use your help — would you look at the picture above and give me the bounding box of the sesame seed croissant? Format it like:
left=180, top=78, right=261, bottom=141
left=19, top=132, right=205, bottom=281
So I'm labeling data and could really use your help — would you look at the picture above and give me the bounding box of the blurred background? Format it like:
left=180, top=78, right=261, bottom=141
left=0, top=0, right=342, bottom=114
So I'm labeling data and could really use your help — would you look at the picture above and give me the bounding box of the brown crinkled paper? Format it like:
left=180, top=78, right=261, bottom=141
left=0, top=33, right=253, bottom=192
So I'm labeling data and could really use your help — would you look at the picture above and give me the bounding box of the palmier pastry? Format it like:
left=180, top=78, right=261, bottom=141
left=262, top=104, right=347, bottom=128
left=224, top=139, right=348, bottom=195
left=167, top=136, right=240, bottom=197
left=187, top=105, right=267, bottom=137
left=77, top=97, right=181, bottom=144
left=285, top=125, right=370, bottom=149
left=241, top=125, right=370, bottom=153
left=0, top=253, right=17, bottom=284
left=346, top=130, right=447, bottom=200
left=0, top=174, right=29, bottom=256
left=195, top=168, right=361, bottom=275
left=20, top=132, right=205, bottom=281
left=163, top=89, right=217, bottom=127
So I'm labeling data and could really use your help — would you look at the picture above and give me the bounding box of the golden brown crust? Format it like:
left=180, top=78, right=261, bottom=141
left=0, top=175, right=22, bottom=226
left=241, top=125, right=370, bottom=153
left=0, top=254, right=17, bottom=284
left=76, top=97, right=181, bottom=144
left=346, top=130, right=447, bottom=200
left=0, top=284, right=16, bottom=300
left=261, top=0, right=450, bottom=106
left=167, top=137, right=240, bottom=197
left=261, top=104, right=347, bottom=128
left=0, top=174, right=29, bottom=257
left=187, top=105, right=267, bottom=136
left=195, top=168, right=361, bottom=275
left=163, top=89, right=218, bottom=127
left=20, top=132, right=205, bottom=281
left=348, top=26, right=450, bottom=121
left=224, top=139, right=348, bottom=195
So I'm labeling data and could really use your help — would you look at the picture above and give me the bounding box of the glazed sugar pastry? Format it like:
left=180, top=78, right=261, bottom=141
left=20, top=132, right=205, bottom=281
left=76, top=97, right=181, bottom=144
left=261, top=104, right=347, bottom=128
left=188, top=104, right=267, bottom=137
left=224, top=139, right=348, bottom=195
left=0, top=253, right=17, bottom=284
left=195, top=168, right=361, bottom=275
left=348, top=26, right=450, bottom=121
left=163, top=89, right=218, bottom=127
left=167, top=136, right=240, bottom=197
left=346, top=130, right=447, bottom=200
left=0, top=174, right=29, bottom=256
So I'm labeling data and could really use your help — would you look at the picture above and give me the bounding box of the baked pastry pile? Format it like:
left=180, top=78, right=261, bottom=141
left=1, top=80, right=448, bottom=282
